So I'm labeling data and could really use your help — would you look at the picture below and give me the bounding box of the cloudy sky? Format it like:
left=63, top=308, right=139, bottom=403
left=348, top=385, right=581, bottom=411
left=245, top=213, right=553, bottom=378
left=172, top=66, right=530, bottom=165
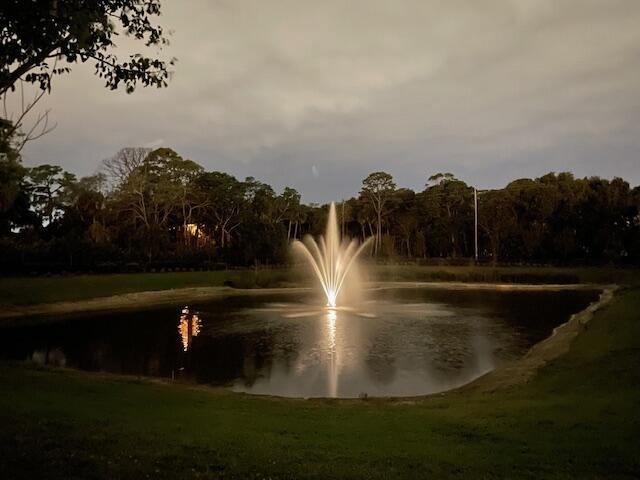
left=16, top=0, right=640, bottom=202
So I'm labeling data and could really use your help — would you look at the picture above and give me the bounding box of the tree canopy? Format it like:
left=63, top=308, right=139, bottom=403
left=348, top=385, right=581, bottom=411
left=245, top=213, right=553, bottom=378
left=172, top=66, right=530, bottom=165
left=361, top=171, right=396, bottom=255
left=0, top=0, right=174, bottom=94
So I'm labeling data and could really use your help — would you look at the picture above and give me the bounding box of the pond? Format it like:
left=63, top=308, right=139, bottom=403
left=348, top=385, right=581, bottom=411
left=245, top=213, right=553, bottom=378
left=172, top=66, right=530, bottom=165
left=0, top=287, right=599, bottom=398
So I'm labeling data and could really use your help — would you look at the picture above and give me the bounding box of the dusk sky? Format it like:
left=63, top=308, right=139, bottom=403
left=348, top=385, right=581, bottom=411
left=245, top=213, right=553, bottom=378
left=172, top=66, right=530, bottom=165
left=17, top=0, right=640, bottom=203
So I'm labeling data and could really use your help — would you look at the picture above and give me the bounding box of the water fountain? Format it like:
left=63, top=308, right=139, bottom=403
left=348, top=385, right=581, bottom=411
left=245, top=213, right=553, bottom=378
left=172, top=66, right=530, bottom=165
left=292, top=202, right=371, bottom=308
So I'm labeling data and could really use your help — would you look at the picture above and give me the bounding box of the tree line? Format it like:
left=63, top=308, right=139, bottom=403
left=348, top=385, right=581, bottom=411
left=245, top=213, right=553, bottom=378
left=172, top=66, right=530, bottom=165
left=1, top=146, right=639, bottom=274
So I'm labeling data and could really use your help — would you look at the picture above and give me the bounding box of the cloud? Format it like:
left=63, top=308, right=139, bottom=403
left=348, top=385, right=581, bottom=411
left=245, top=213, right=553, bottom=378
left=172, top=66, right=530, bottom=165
left=143, top=138, right=165, bottom=149
left=17, top=0, right=640, bottom=201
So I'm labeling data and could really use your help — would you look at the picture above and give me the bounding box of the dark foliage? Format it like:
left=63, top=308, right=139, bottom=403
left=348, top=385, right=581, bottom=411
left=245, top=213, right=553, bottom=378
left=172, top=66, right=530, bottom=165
left=0, top=143, right=638, bottom=274
left=0, top=0, right=174, bottom=94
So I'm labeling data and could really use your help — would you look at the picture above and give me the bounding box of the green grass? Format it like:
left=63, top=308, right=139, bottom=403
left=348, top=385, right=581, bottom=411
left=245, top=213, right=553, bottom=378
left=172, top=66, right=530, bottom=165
left=1, top=285, right=639, bottom=479
left=369, top=264, right=638, bottom=285
left=0, top=265, right=635, bottom=307
left=0, top=269, right=293, bottom=306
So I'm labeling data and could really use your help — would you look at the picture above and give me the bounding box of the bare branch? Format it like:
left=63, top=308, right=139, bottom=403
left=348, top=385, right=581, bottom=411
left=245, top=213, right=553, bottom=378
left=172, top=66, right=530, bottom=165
left=0, top=79, right=57, bottom=152
left=101, top=147, right=152, bottom=188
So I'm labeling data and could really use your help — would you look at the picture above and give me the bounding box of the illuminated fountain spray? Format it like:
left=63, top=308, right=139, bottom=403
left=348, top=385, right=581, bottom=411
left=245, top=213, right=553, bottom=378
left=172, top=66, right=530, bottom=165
left=293, top=202, right=371, bottom=308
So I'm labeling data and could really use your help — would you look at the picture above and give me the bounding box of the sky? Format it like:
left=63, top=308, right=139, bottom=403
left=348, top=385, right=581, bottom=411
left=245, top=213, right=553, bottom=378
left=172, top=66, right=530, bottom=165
left=14, top=0, right=640, bottom=203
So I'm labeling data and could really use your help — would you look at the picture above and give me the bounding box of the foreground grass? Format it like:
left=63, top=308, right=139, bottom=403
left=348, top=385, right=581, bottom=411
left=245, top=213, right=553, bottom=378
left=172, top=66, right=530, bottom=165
left=1, top=287, right=639, bottom=479
left=0, top=265, right=635, bottom=307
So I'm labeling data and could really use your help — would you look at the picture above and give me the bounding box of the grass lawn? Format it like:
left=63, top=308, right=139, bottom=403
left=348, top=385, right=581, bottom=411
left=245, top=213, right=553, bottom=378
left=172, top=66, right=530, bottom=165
left=0, top=281, right=639, bottom=478
left=371, top=264, right=639, bottom=285
left=0, top=269, right=293, bottom=306
left=0, top=265, right=635, bottom=307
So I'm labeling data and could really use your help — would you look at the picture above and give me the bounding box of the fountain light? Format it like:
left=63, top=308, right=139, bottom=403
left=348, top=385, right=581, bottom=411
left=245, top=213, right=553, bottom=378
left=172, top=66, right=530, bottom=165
left=293, top=202, right=371, bottom=308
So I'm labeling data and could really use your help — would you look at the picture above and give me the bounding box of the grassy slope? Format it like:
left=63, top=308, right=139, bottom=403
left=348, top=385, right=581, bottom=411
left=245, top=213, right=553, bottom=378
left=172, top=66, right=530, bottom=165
left=0, top=265, right=635, bottom=306
left=0, top=287, right=639, bottom=479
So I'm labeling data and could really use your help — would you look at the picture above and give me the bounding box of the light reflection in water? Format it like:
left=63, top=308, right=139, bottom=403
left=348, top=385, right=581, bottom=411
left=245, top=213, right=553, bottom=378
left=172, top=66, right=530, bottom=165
left=178, top=306, right=201, bottom=351
left=326, top=308, right=338, bottom=397
left=232, top=300, right=501, bottom=398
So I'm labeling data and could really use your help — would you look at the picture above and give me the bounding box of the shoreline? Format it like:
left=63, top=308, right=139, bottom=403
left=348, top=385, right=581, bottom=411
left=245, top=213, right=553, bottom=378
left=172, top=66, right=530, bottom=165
left=0, top=281, right=608, bottom=324
left=0, top=286, right=310, bottom=324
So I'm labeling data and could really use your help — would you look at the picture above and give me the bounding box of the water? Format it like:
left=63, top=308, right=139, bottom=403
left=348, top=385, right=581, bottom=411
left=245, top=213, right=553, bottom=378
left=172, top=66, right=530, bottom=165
left=0, top=287, right=598, bottom=398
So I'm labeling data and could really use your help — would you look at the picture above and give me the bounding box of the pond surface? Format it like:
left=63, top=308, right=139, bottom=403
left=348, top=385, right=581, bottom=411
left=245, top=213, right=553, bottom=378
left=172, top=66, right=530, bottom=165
left=0, top=287, right=598, bottom=398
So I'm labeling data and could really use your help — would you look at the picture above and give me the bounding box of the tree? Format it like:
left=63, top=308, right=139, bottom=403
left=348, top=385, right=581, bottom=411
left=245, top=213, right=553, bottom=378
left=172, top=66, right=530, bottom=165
left=157, top=150, right=206, bottom=246
left=351, top=197, right=376, bottom=243
left=26, top=164, right=76, bottom=225
left=421, top=173, right=473, bottom=257
left=504, top=178, right=557, bottom=260
left=102, top=147, right=151, bottom=187
left=578, top=176, right=634, bottom=260
left=427, top=172, right=456, bottom=186
left=392, top=188, right=418, bottom=257
left=0, top=119, right=25, bottom=214
left=196, top=172, right=246, bottom=248
left=274, top=187, right=301, bottom=240
left=45, top=173, right=109, bottom=266
left=338, top=199, right=356, bottom=239
left=360, top=171, right=396, bottom=255
left=0, top=157, right=31, bottom=234
left=539, top=172, right=584, bottom=260
left=478, top=189, right=517, bottom=262
left=66, top=174, right=109, bottom=242
left=243, top=177, right=280, bottom=224
left=0, top=0, right=175, bottom=95
left=113, top=147, right=196, bottom=258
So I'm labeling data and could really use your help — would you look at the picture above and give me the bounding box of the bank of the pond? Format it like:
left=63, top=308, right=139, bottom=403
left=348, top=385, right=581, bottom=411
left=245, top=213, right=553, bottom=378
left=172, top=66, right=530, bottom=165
left=0, top=269, right=293, bottom=307
left=0, top=265, right=635, bottom=308
left=1, top=286, right=638, bottom=479
left=0, top=286, right=309, bottom=323
left=0, top=281, right=608, bottom=323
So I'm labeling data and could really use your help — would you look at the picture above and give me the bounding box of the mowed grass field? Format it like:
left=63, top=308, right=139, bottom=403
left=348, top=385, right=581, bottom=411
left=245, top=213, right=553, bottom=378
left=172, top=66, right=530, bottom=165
left=0, top=266, right=638, bottom=478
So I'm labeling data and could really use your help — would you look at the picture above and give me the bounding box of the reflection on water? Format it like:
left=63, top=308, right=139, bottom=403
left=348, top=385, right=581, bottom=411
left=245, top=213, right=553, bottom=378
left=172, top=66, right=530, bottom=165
left=31, top=347, right=66, bottom=367
left=229, top=299, right=503, bottom=397
left=326, top=309, right=337, bottom=397
left=178, top=306, right=201, bottom=351
left=0, top=288, right=599, bottom=398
